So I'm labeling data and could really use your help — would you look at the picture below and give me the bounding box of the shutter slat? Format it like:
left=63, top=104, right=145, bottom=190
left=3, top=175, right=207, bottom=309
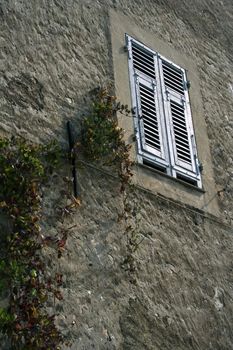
left=141, top=103, right=157, bottom=114
left=174, top=138, right=190, bottom=150
left=173, top=128, right=189, bottom=141
left=140, top=84, right=154, bottom=94
left=140, top=94, right=156, bottom=105
left=143, top=111, right=158, bottom=123
left=164, top=80, right=184, bottom=94
left=141, top=104, right=158, bottom=117
left=171, top=109, right=187, bottom=119
left=132, top=50, right=155, bottom=68
left=175, top=138, right=190, bottom=151
left=171, top=103, right=185, bottom=113
left=140, top=90, right=154, bottom=99
left=142, top=117, right=158, bottom=127
left=176, top=151, right=191, bottom=162
left=143, top=116, right=159, bottom=127
left=144, top=124, right=159, bottom=135
left=172, top=118, right=187, bottom=129
left=145, top=129, right=160, bottom=139
left=145, top=137, right=160, bottom=147
left=172, top=120, right=187, bottom=132
left=142, top=112, right=157, bottom=122
left=163, top=63, right=183, bottom=80
left=132, top=45, right=154, bottom=61
left=133, top=63, right=155, bottom=79
left=141, top=95, right=156, bottom=107
left=164, top=77, right=184, bottom=93
left=141, top=103, right=157, bottom=113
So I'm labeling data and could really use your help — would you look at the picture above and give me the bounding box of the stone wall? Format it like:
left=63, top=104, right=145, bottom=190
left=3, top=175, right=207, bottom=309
left=0, top=1, right=233, bottom=349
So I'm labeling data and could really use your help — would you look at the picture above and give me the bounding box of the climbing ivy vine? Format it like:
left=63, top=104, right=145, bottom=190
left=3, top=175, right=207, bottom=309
left=81, top=87, right=133, bottom=191
left=81, top=87, right=143, bottom=272
left=0, top=88, right=144, bottom=349
left=0, top=137, right=63, bottom=349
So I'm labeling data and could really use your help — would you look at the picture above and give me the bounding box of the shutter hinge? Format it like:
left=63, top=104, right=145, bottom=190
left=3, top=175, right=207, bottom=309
left=135, top=74, right=139, bottom=83
left=194, top=155, right=199, bottom=176
left=132, top=106, right=137, bottom=117
left=184, top=80, right=191, bottom=90
left=195, top=156, right=203, bottom=176
left=124, top=42, right=131, bottom=59
left=165, top=89, right=170, bottom=101
left=181, top=96, right=185, bottom=106
left=199, top=162, right=203, bottom=173
left=191, top=135, right=200, bottom=175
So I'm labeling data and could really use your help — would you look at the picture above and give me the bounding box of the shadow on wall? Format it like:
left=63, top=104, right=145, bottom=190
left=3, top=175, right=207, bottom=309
left=1, top=71, right=104, bottom=146
left=2, top=73, right=45, bottom=111
left=0, top=212, right=12, bottom=350
left=119, top=297, right=196, bottom=350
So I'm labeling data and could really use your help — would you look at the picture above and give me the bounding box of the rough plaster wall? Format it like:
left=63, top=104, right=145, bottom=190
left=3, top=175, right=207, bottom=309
left=0, top=0, right=113, bottom=143
left=0, top=0, right=233, bottom=217
left=29, top=166, right=233, bottom=350
left=0, top=0, right=233, bottom=349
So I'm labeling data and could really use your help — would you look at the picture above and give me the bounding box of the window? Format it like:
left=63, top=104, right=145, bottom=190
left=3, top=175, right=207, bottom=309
left=110, top=10, right=219, bottom=215
left=126, top=35, right=202, bottom=188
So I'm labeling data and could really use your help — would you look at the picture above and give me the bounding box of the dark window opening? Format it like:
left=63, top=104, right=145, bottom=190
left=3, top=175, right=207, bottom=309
left=143, top=159, right=167, bottom=173
left=176, top=173, right=198, bottom=187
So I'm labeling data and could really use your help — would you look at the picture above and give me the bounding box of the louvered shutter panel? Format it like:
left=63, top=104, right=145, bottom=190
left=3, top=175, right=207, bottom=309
left=131, top=41, right=156, bottom=79
left=170, top=100, right=192, bottom=165
left=136, top=76, right=163, bottom=158
left=162, top=60, right=185, bottom=95
left=127, top=35, right=169, bottom=167
left=159, top=57, right=201, bottom=184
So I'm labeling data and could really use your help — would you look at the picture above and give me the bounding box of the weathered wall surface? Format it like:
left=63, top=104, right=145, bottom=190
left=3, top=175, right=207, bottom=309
left=38, top=165, right=233, bottom=350
left=0, top=0, right=233, bottom=349
left=1, top=0, right=233, bottom=217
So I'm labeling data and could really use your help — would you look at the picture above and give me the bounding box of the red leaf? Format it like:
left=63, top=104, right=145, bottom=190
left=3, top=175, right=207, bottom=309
left=57, top=239, right=66, bottom=248
left=54, top=290, right=63, bottom=300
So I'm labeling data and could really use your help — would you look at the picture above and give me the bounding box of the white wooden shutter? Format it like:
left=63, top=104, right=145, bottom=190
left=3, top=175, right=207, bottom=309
left=126, top=34, right=202, bottom=187
left=159, top=57, right=201, bottom=186
left=136, top=76, right=164, bottom=158
left=127, top=35, right=169, bottom=168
